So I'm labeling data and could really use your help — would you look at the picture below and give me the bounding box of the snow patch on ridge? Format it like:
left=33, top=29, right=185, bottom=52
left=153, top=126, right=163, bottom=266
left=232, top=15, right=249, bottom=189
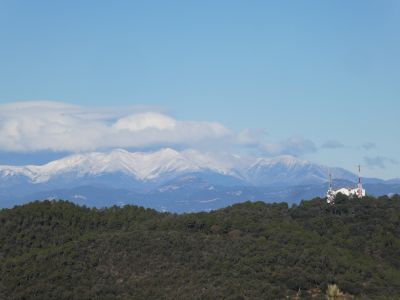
left=0, top=148, right=234, bottom=183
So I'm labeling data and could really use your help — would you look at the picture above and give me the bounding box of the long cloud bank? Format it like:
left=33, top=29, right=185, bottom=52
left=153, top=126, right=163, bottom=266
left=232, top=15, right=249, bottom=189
left=0, top=101, right=315, bottom=156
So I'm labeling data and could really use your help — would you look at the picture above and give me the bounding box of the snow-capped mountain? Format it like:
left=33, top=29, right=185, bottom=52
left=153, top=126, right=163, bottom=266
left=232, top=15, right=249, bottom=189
left=1, top=148, right=399, bottom=211
left=0, top=148, right=355, bottom=187
left=0, top=148, right=232, bottom=183
left=244, top=155, right=356, bottom=186
left=0, top=148, right=376, bottom=189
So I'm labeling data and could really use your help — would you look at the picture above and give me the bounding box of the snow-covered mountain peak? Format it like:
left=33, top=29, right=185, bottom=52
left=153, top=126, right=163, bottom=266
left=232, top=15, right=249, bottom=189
left=0, top=148, right=362, bottom=187
left=109, top=148, right=130, bottom=154
left=156, top=147, right=180, bottom=156
left=0, top=148, right=233, bottom=183
left=251, top=155, right=309, bottom=169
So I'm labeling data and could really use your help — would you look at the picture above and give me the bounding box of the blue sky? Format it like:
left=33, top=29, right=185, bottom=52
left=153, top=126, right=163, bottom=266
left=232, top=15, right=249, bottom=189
left=0, top=1, right=399, bottom=178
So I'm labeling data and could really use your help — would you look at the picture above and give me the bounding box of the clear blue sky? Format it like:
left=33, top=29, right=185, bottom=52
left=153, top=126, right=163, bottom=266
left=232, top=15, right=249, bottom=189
left=0, top=1, right=399, bottom=178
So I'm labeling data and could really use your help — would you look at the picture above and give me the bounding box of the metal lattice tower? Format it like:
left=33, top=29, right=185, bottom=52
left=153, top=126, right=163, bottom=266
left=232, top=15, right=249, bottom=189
left=357, top=165, right=363, bottom=198
left=327, top=172, right=335, bottom=204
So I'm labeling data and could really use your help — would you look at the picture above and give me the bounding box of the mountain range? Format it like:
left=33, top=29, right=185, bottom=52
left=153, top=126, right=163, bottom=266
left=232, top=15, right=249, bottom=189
left=1, top=148, right=399, bottom=212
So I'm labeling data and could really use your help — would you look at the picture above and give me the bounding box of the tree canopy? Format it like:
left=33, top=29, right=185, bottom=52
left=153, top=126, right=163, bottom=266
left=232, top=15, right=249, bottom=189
left=1, top=195, right=399, bottom=299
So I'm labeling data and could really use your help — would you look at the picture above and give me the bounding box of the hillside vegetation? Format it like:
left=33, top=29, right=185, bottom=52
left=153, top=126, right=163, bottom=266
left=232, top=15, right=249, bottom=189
left=1, top=194, right=400, bottom=299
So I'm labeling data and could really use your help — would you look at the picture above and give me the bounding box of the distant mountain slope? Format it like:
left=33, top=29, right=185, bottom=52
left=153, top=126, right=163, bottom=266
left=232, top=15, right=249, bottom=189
left=244, top=155, right=356, bottom=185
left=0, top=148, right=398, bottom=210
left=0, top=148, right=357, bottom=187
left=0, top=148, right=233, bottom=184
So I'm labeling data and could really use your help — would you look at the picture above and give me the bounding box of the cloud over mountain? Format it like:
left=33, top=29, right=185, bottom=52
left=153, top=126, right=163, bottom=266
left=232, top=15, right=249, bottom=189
left=0, top=101, right=317, bottom=157
left=364, top=156, right=398, bottom=169
left=0, top=101, right=234, bottom=152
left=321, top=140, right=345, bottom=149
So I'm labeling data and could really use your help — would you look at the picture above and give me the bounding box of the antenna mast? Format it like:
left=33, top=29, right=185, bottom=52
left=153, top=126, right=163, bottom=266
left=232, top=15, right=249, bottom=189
left=327, top=171, right=335, bottom=204
left=357, top=164, right=363, bottom=198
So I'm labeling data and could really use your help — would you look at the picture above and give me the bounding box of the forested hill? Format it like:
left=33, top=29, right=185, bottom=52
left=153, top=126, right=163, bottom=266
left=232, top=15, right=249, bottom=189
left=1, top=195, right=400, bottom=299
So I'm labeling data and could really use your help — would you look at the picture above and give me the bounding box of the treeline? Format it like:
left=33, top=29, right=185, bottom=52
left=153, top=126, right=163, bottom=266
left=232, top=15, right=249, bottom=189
left=0, top=194, right=400, bottom=299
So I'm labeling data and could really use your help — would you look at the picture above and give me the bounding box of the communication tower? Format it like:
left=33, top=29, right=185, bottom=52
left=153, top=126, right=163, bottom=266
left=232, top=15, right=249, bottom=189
left=326, top=173, right=335, bottom=204
left=357, top=165, right=363, bottom=198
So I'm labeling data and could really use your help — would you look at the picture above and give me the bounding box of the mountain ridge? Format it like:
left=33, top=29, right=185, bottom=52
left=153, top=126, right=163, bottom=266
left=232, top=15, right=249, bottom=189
left=0, top=148, right=374, bottom=185
left=1, top=148, right=398, bottom=211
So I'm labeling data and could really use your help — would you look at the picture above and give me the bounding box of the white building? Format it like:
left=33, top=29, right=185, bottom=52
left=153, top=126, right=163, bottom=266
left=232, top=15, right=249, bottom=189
left=332, top=187, right=365, bottom=198
left=327, top=186, right=366, bottom=204
left=326, top=166, right=366, bottom=204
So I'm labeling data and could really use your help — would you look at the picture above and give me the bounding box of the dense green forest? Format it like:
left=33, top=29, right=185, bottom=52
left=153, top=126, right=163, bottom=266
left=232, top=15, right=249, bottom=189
left=1, top=194, right=400, bottom=299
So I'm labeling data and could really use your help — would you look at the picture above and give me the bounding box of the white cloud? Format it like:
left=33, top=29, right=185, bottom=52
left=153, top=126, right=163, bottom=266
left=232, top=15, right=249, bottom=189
left=361, top=142, right=377, bottom=151
left=261, top=137, right=317, bottom=156
left=0, top=101, right=232, bottom=152
left=113, top=113, right=177, bottom=131
left=364, top=156, right=398, bottom=169
left=0, top=101, right=318, bottom=157
left=235, top=129, right=266, bottom=146
left=321, top=140, right=345, bottom=149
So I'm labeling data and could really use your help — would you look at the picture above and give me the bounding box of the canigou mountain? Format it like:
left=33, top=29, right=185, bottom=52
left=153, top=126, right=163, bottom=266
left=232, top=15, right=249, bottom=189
left=1, top=149, right=399, bottom=212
